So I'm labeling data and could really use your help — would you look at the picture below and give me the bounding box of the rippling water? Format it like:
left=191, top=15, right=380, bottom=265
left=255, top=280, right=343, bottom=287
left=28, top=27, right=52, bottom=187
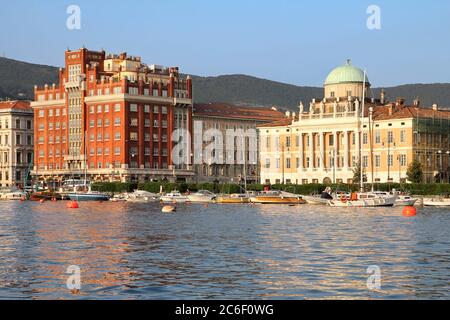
left=0, top=200, right=449, bottom=299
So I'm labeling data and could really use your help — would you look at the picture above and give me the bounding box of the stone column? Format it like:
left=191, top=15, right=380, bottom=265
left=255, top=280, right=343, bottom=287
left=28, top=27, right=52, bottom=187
left=319, top=132, right=324, bottom=169
left=333, top=131, right=338, bottom=167
left=344, top=131, right=349, bottom=170
left=309, top=132, right=314, bottom=169
left=298, top=133, right=303, bottom=170
left=354, top=130, right=360, bottom=166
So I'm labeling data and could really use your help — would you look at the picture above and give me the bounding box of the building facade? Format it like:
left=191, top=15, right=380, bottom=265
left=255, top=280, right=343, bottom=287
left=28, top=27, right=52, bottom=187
left=259, top=60, right=450, bottom=185
left=0, top=100, right=34, bottom=189
left=31, top=48, right=194, bottom=183
left=193, top=103, right=285, bottom=183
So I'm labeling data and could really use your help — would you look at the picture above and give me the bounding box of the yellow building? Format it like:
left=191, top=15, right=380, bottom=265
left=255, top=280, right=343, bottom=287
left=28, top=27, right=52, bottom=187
left=259, top=60, right=450, bottom=185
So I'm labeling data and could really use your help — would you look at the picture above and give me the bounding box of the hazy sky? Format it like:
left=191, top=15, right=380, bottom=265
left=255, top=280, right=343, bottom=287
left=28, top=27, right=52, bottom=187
left=1, top=0, right=449, bottom=87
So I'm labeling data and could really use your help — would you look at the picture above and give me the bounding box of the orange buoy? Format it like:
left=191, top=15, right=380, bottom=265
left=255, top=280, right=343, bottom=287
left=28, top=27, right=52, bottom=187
left=39, top=199, right=45, bottom=203
left=51, top=197, right=57, bottom=202
left=66, top=200, right=79, bottom=209
left=162, top=205, right=176, bottom=213
left=402, top=206, right=417, bottom=217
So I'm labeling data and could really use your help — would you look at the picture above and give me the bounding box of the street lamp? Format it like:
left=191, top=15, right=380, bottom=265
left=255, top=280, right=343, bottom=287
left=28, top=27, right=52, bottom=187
left=130, top=151, right=136, bottom=182
left=328, top=147, right=336, bottom=184
left=437, top=150, right=443, bottom=183
left=445, top=151, right=450, bottom=183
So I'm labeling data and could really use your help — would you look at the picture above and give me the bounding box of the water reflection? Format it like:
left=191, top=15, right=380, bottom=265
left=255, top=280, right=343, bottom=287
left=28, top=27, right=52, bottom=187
left=0, top=201, right=449, bottom=299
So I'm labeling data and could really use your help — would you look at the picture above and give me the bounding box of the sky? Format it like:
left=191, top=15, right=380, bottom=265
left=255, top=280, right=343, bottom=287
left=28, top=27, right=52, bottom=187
left=0, top=0, right=449, bottom=87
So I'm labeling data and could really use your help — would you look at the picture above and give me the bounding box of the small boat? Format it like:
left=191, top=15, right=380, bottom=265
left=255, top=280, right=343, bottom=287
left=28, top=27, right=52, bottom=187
left=0, top=191, right=27, bottom=200
left=302, top=196, right=329, bottom=205
left=67, top=191, right=110, bottom=201
left=249, top=190, right=306, bottom=204
left=125, top=190, right=159, bottom=202
left=160, top=191, right=189, bottom=203
left=187, top=190, right=216, bottom=203
left=328, top=192, right=397, bottom=207
left=215, top=193, right=250, bottom=204
left=395, top=195, right=418, bottom=207
left=30, top=191, right=63, bottom=201
left=423, top=197, right=450, bottom=206
left=302, top=187, right=333, bottom=205
left=372, top=191, right=418, bottom=207
left=110, top=193, right=127, bottom=202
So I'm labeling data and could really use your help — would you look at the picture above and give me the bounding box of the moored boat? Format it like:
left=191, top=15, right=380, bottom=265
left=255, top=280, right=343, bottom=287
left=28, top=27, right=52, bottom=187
left=328, top=192, right=397, bottom=207
left=395, top=195, right=418, bottom=207
left=0, top=191, right=27, bottom=200
left=30, top=191, right=63, bottom=201
left=302, top=187, right=333, bottom=205
left=372, top=191, right=417, bottom=207
left=125, top=190, right=159, bottom=202
left=67, top=192, right=110, bottom=201
left=215, top=193, right=250, bottom=204
left=187, top=190, right=216, bottom=203
left=423, top=197, right=450, bottom=206
left=160, top=191, right=189, bottom=203
left=249, top=190, right=306, bottom=204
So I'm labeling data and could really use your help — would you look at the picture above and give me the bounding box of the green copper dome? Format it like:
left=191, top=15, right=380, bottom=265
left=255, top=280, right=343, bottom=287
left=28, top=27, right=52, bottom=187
left=324, top=59, right=369, bottom=85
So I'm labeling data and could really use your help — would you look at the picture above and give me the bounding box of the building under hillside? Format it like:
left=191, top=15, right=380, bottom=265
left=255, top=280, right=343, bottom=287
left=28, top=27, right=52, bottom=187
left=259, top=60, right=450, bottom=185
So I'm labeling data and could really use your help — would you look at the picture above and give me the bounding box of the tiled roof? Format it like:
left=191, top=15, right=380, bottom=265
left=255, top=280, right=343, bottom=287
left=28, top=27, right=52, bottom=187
left=257, top=118, right=292, bottom=128
left=373, top=105, right=450, bottom=120
left=0, top=100, right=32, bottom=111
left=193, top=103, right=285, bottom=122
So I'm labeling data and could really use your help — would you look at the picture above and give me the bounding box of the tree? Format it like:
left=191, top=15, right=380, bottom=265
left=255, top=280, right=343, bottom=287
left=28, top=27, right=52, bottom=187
left=406, top=159, right=423, bottom=183
left=352, top=163, right=367, bottom=184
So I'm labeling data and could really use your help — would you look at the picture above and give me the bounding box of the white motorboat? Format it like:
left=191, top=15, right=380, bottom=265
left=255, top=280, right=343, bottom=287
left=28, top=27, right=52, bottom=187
left=423, top=197, right=450, bottom=206
left=0, top=191, right=27, bottom=200
left=302, top=195, right=329, bottom=205
left=187, top=190, right=216, bottom=203
left=328, top=192, right=397, bottom=207
left=110, top=193, right=127, bottom=202
left=372, top=191, right=417, bottom=207
left=395, top=195, right=418, bottom=207
left=302, top=187, right=333, bottom=205
left=160, top=191, right=189, bottom=203
left=125, top=190, right=159, bottom=202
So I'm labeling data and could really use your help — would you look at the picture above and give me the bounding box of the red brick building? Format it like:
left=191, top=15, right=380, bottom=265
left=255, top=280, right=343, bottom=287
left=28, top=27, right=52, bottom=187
left=31, top=48, right=193, bottom=183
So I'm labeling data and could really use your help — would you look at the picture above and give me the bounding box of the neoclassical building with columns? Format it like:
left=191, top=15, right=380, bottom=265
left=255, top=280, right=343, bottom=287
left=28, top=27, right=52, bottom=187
left=259, top=60, right=450, bottom=185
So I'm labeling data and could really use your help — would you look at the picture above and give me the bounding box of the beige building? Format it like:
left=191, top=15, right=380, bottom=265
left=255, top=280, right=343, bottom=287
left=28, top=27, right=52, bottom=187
left=259, top=60, right=450, bottom=185
left=0, top=101, right=34, bottom=189
left=193, top=103, right=285, bottom=183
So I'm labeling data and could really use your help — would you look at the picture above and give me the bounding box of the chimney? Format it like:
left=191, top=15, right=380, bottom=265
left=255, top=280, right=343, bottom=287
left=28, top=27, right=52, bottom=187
left=396, top=97, right=405, bottom=107
left=388, top=104, right=393, bottom=116
left=413, top=98, right=420, bottom=107
left=432, top=104, right=438, bottom=111
left=380, top=89, right=385, bottom=104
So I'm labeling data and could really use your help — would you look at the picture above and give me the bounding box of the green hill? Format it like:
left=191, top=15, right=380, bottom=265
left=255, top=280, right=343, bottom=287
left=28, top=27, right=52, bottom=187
left=0, top=57, right=59, bottom=100
left=1, top=56, right=449, bottom=110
